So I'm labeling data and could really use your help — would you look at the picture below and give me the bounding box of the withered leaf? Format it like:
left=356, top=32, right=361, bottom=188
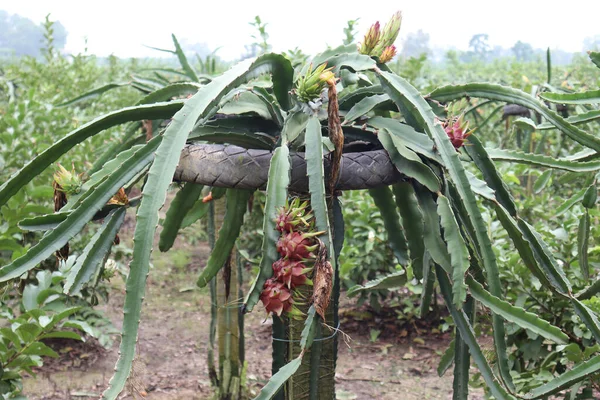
left=107, top=187, right=129, bottom=206
left=312, top=239, right=333, bottom=321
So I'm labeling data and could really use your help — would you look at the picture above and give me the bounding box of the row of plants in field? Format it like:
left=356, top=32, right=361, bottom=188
left=0, top=18, right=241, bottom=397
left=0, top=18, right=155, bottom=397
left=1, top=12, right=600, bottom=400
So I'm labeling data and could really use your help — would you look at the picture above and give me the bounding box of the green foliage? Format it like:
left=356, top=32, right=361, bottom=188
left=0, top=305, right=71, bottom=397
left=0, top=17, right=140, bottom=269
left=0, top=18, right=145, bottom=399
left=450, top=62, right=600, bottom=396
left=339, top=191, right=399, bottom=309
left=0, top=266, right=115, bottom=398
left=197, top=189, right=252, bottom=287
left=158, top=183, right=204, bottom=252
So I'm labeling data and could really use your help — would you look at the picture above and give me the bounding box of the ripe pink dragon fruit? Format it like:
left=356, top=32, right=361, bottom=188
left=260, top=278, right=293, bottom=316
left=276, top=231, right=320, bottom=260
left=273, top=259, right=308, bottom=288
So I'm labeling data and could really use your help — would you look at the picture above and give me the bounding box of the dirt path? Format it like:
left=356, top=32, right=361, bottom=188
left=23, top=211, right=481, bottom=399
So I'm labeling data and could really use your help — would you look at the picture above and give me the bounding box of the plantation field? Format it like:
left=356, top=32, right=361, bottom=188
left=22, top=206, right=472, bottom=399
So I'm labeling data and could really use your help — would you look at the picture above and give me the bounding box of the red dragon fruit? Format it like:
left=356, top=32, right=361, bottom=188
left=272, top=258, right=286, bottom=276
left=276, top=231, right=321, bottom=260
left=444, top=115, right=472, bottom=150
left=273, top=259, right=308, bottom=288
left=260, top=278, right=293, bottom=316
left=261, top=197, right=326, bottom=317
left=275, top=197, right=312, bottom=233
left=442, top=100, right=474, bottom=150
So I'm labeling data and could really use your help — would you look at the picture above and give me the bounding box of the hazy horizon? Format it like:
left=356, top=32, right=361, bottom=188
left=1, top=0, right=599, bottom=60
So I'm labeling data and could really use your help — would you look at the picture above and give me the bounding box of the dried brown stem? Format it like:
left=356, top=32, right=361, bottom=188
left=326, top=78, right=343, bottom=195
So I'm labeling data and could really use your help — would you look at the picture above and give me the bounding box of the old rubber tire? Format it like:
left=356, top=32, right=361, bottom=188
left=174, top=144, right=403, bottom=192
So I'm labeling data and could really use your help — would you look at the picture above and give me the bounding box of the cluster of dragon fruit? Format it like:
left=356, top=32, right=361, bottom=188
left=260, top=198, right=322, bottom=317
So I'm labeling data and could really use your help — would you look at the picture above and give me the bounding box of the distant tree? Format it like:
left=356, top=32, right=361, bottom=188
left=468, top=33, right=490, bottom=59
left=0, top=11, right=67, bottom=57
left=512, top=41, right=534, bottom=61
left=550, top=48, right=574, bottom=65
left=401, top=29, right=431, bottom=58
left=583, top=35, right=600, bottom=51
left=489, top=45, right=512, bottom=60
left=445, top=49, right=461, bottom=66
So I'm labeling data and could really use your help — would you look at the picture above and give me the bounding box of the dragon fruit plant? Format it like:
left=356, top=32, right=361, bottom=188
left=2, top=9, right=600, bottom=400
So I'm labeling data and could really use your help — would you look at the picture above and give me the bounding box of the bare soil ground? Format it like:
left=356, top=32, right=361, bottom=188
left=23, top=209, right=484, bottom=400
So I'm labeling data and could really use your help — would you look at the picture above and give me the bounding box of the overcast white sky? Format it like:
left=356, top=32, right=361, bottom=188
left=1, top=0, right=599, bottom=60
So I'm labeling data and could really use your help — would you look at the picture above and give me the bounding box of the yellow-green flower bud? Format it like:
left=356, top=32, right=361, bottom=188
left=378, top=45, right=397, bottom=63
left=296, top=63, right=334, bottom=103
left=372, top=11, right=402, bottom=56
left=53, top=164, right=82, bottom=195
left=358, top=21, right=381, bottom=56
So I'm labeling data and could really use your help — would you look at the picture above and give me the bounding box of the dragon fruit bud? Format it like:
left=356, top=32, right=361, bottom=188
left=273, top=259, right=308, bottom=288
left=373, top=11, right=402, bottom=55
left=358, top=21, right=381, bottom=55
left=275, top=198, right=312, bottom=233
left=444, top=115, right=473, bottom=150
left=378, top=45, right=397, bottom=64
left=296, top=63, right=334, bottom=103
left=276, top=231, right=321, bottom=260
left=274, top=209, right=306, bottom=233
left=260, top=278, right=293, bottom=316
left=53, top=163, right=83, bottom=195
